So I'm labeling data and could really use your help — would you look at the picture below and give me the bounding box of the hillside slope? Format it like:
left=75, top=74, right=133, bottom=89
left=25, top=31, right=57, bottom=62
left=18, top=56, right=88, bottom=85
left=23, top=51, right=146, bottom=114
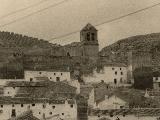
left=99, top=33, right=160, bottom=64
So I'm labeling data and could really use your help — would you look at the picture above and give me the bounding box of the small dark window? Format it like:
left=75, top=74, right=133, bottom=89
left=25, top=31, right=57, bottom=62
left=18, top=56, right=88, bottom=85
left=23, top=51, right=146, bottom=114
left=120, top=78, right=123, bottom=83
left=12, top=104, right=14, bottom=107
left=13, top=87, right=15, bottom=89
left=43, top=104, right=46, bottom=109
left=39, top=112, right=41, bottom=114
left=30, top=78, right=33, bottom=82
left=114, top=79, right=117, bottom=84
left=67, top=52, right=70, bottom=56
left=156, top=77, right=158, bottom=80
left=120, top=106, right=124, bottom=109
left=120, top=68, right=122, bottom=70
left=112, top=68, right=114, bottom=70
left=21, top=104, right=23, bottom=107
left=115, top=71, right=117, bottom=75
left=11, top=109, right=16, bottom=117
left=50, top=112, right=52, bottom=115
left=52, top=106, right=55, bottom=109
left=1, top=105, right=3, bottom=108
left=39, top=72, right=42, bottom=74
left=56, top=77, right=60, bottom=82
left=110, top=114, right=113, bottom=117
left=121, top=72, right=123, bottom=75
left=70, top=104, right=73, bottom=108
left=32, top=104, right=35, bottom=107
left=50, top=77, right=52, bottom=79
left=54, top=73, right=56, bottom=75
left=8, top=92, right=9, bottom=94
left=62, top=113, right=64, bottom=115
left=61, top=73, right=63, bottom=76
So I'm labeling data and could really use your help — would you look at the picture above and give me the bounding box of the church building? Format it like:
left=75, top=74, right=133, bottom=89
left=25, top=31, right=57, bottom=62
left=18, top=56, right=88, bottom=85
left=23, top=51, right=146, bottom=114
left=64, top=23, right=99, bottom=61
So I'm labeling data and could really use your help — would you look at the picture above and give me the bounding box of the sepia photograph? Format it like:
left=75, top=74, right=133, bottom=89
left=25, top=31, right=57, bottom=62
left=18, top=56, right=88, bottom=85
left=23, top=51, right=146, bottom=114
left=0, top=0, right=160, bottom=120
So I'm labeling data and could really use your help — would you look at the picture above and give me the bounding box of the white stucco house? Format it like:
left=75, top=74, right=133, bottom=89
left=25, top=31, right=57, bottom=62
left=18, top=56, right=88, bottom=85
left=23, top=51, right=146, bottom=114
left=80, top=81, right=128, bottom=110
left=82, top=63, right=130, bottom=87
left=0, top=97, right=77, bottom=120
left=24, top=70, right=71, bottom=82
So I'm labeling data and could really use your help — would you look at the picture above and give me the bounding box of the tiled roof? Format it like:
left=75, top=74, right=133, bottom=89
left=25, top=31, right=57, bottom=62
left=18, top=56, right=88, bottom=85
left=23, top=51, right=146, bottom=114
left=4, top=81, right=46, bottom=87
left=91, top=108, right=160, bottom=117
left=81, top=23, right=97, bottom=31
left=15, top=81, right=77, bottom=99
left=0, top=96, right=75, bottom=104
left=102, top=62, right=127, bottom=67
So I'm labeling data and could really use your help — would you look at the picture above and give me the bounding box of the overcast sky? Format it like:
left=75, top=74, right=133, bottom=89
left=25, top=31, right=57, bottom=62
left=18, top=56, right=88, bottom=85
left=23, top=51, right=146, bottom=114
left=0, top=0, right=160, bottom=49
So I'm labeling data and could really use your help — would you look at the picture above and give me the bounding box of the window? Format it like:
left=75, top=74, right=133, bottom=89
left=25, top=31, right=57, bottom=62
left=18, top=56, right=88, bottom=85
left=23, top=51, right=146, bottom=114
left=50, top=112, right=52, bottom=115
left=120, top=106, right=124, bottom=109
left=114, top=79, right=117, bottom=84
left=91, top=33, right=95, bottom=41
left=13, top=87, right=15, bottom=89
left=120, top=68, right=122, bottom=70
left=42, top=104, right=46, bottom=109
left=61, top=73, right=63, bottom=76
left=8, top=92, right=9, bottom=94
left=30, top=78, right=33, bottom=82
left=112, top=68, right=114, bottom=70
left=39, top=112, right=41, bottom=114
left=120, top=78, right=123, bottom=83
left=67, top=52, right=70, bottom=56
left=1, top=105, right=3, bottom=108
left=39, top=72, right=42, bottom=74
left=115, top=71, right=117, bottom=75
left=56, top=77, right=60, bottom=82
left=156, top=77, right=158, bottom=80
left=21, top=104, right=23, bottom=107
left=62, top=113, right=64, bottom=115
left=32, top=104, right=35, bottom=107
left=12, top=104, right=15, bottom=107
left=52, top=106, right=55, bottom=109
left=70, top=104, right=73, bottom=108
left=87, top=33, right=90, bottom=41
left=50, top=77, right=52, bottom=79
left=121, top=72, right=123, bottom=75
left=11, top=109, right=16, bottom=117
left=54, top=73, right=56, bottom=75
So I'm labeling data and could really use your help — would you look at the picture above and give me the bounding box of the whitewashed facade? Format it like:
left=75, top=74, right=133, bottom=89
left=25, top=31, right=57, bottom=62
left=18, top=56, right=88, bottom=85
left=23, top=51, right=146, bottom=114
left=94, top=95, right=127, bottom=110
left=0, top=99, right=77, bottom=120
left=24, top=70, right=71, bottom=82
left=83, top=66, right=128, bottom=86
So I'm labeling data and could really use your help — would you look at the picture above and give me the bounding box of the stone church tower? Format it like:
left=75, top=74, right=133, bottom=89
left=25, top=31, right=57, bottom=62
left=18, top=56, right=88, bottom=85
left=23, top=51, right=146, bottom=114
left=80, top=23, right=99, bottom=59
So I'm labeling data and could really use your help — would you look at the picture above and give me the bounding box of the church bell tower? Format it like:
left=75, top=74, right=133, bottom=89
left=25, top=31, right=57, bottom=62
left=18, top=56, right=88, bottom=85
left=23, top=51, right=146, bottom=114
left=80, top=23, right=99, bottom=58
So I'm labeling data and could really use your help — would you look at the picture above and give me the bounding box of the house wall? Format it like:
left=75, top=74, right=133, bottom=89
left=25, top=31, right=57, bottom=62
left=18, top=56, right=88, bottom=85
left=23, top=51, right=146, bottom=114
left=24, top=71, right=70, bottom=82
left=94, top=95, right=127, bottom=110
left=83, top=66, right=127, bottom=85
left=153, top=77, right=160, bottom=90
left=0, top=101, right=77, bottom=120
left=3, top=87, right=19, bottom=97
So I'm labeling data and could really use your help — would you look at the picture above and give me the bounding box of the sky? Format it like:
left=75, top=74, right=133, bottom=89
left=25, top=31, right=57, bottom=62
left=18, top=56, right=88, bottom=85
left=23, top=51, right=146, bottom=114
left=0, top=0, right=160, bottom=50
